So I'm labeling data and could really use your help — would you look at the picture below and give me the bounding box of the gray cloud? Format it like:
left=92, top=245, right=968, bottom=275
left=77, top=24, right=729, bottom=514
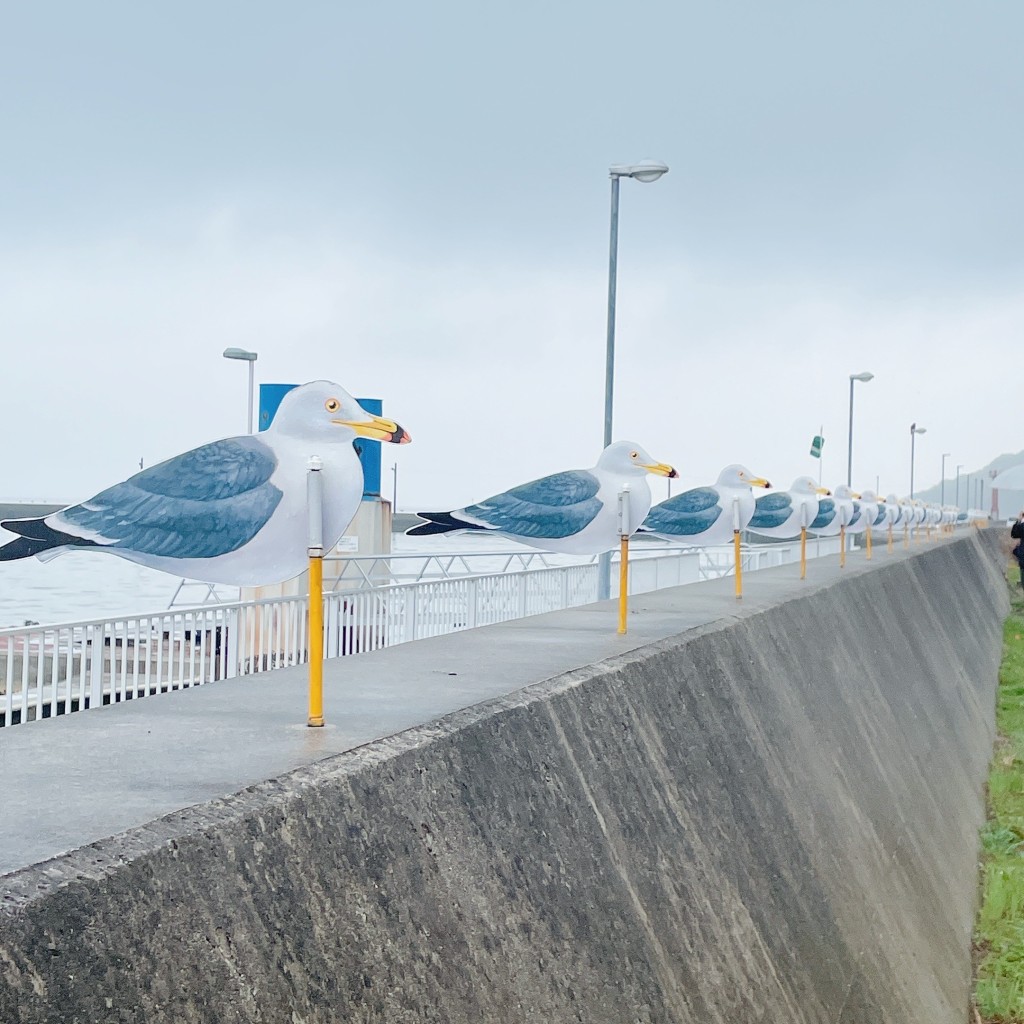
left=0, top=1, right=1020, bottom=512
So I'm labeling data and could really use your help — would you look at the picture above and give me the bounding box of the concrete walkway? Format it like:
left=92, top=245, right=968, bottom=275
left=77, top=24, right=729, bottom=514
left=0, top=537, right=946, bottom=877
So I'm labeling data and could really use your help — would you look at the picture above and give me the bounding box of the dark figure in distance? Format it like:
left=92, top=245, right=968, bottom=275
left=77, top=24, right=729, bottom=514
left=1011, top=511, right=1024, bottom=590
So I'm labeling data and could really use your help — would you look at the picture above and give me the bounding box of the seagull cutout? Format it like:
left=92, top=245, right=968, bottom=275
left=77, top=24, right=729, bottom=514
left=407, top=441, right=677, bottom=554
left=0, top=380, right=410, bottom=586
left=809, top=484, right=858, bottom=536
left=639, top=464, right=771, bottom=545
left=881, top=493, right=903, bottom=530
left=848, top=490, right=881, bottom=535
left=748, top=476, right=830, bottom=539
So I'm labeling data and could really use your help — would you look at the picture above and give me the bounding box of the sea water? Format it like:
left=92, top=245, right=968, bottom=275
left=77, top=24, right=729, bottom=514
left=0, top=528, right=582, bottom=628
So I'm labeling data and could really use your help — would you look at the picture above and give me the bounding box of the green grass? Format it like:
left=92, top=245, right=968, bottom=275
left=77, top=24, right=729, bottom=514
left=975, top=562, right=1024, bottom=1022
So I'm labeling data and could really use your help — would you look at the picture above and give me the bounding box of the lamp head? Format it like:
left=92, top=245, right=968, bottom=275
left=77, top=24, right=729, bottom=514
left=610, top=159, right=669, bottom=183
left=223, top=347, right=258, bottom=362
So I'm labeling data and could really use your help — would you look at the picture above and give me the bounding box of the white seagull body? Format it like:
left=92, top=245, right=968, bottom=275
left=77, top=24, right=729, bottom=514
left=407, top=441, right=678, bottom=555
left=848, top=490, right=881, bottom=536
left=881, top=494, right=903, bottom=530
left=747, top=476, right=830, bottom=539
left=639, top=465, right=772, bottom=545
left=0, top=381, right=411, bottom=586
left=809, top=484, right=857, bottom=537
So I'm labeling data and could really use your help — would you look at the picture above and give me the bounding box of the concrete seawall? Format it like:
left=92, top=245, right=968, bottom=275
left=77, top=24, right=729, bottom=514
left=0, top=531, right=1009, bottom=1023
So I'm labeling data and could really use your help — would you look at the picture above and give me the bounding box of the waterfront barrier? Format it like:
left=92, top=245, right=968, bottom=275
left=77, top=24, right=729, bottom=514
left=0, top=529, right=1005, bottom=1022
left=1, top=539, right=835, bottom=727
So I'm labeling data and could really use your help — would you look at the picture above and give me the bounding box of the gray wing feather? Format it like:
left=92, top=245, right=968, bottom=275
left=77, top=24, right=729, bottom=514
left=641, top=487, right=722, bottom=536
left=460, top=470, right=602, bottom=539
left=52, top=438, right=283, bottom=559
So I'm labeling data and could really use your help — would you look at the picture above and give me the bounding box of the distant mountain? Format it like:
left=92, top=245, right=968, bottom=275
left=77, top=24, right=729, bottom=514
left=904, top=449, right=1024, bottom=517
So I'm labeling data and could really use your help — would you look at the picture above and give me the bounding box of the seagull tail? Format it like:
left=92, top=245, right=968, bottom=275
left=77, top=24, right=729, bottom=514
left=0, top=534, right=56, bottom=561
left=0, top=516, right=93, bottom=561
left=405, top=511, right=485, bottom=537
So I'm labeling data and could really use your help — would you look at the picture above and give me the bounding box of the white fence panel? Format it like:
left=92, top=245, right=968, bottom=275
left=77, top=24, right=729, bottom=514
left=0, top=538, right=846, bottom=729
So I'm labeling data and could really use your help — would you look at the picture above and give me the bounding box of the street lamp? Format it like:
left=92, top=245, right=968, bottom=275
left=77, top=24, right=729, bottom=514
left=223, top=347, right=258, bottom=434
left=846, top=372, right=874, bottom=486
left=598, top=159, right=669, bottom=599
left=956, top=464, right=963, bottom=510
left=909, top=423, right=926, bottom=498
left=941, top=453, right=950, bottom=506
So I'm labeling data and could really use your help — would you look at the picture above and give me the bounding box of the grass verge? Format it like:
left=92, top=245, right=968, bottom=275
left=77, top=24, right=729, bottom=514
left=975, top=563, right=1024, bottom=1022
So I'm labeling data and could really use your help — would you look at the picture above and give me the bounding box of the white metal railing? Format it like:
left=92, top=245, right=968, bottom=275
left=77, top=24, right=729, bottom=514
left=0, top=538, right=839, bottom=728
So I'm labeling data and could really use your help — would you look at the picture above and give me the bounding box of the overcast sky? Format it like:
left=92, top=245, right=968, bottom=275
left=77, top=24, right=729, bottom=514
left=2, top=1, right=1021, bottom=509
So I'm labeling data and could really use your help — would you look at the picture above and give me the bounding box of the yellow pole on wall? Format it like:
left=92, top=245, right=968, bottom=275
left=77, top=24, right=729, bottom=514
left=840, top=524, right=846, bottom=568
left=732, top=497, right=742, bottom=599
left=618, top=535, right=629, bottom=635
left=617, top=486, right=630, bottom=634
left=307, top=456, right=325, bottom=728
left=800, top=526, right=807, bottom=580
left=904, top=523, right=909, bottom=548
left=888, top=523, right=893, bottom=553
left=866, top=524, right=872, bottom=560
left=734, top=530, right=743, bottom=598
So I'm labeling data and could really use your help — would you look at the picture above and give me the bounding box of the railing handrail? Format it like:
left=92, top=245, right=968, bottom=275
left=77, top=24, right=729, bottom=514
left=0, top=560, right=612, bottom=638
left=1, top=537, right=853, bottom=728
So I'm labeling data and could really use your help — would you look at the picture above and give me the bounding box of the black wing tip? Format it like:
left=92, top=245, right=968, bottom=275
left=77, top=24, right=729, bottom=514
left=405, top=512, right=484, bottom=537
left=0, top=535, right=50, bottom=561
left=0, top=517, right=95, bottom=555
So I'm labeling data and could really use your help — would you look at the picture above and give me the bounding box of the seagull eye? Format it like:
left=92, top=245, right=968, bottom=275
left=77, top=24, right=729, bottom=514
left=630, top=451, right=639, bottom=459
left=325, top=398, right=341, bottom=413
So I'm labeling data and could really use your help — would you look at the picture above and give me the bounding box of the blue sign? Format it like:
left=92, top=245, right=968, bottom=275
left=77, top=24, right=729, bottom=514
left=259, top=383, right=383, bottom=499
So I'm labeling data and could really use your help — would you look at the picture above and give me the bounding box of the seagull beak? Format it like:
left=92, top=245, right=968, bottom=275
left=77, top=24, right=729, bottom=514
left=641, top=461, right=678, bottom=478
left=336, top=415, right=412, bottom=444
left=749, top=476, right=772, bottom=489
left=852, top=492, right=862, bottom=499
left=816, top=487, right=831, bottom=496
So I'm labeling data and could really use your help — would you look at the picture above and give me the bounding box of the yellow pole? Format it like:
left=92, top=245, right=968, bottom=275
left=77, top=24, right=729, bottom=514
left=866, top=525, right=872, bottom=559
left=904, top=523, right=909, bottom=548
left=840, top=524, right=846, bottom=568
left=307, top=455, right=325, bottom=728
left=888, top=523, right=893, bottom=553
left=308, top=555, right=324, bottom=727
left=734, top=530, right=742, bottom=599
left=800, top=526, right=807, bottom=580
left=618, top=535, right=629, bottom=634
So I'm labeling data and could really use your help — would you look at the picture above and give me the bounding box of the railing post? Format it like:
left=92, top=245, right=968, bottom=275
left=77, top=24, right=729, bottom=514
left=224, top=607, right=239, bottom=679
left=89, top=624, right=104, bottom=710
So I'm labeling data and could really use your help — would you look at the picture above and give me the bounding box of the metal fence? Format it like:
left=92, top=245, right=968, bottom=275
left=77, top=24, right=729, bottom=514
left=0, top=539, right=835, bottom=728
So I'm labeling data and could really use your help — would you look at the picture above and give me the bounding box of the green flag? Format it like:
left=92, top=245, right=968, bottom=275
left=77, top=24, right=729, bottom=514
left=810, top=434, right=824, bottom=459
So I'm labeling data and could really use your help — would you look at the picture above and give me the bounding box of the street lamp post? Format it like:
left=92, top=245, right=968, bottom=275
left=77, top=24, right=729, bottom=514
left=956, top=464, right=963, bottom=509
left=909, top=423, right=926, bottom=498
left=223, top=347, right=258, bottom=434
left=846, top=372, right=874, bottom=486
left=598, top=159, right=669, bottom=599
left=941, top=453, right=950, bottom=506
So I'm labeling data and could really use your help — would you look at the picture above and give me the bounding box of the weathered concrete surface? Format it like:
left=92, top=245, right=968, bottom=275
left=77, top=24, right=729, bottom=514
left=0, top=530, right=1009, bottom=1023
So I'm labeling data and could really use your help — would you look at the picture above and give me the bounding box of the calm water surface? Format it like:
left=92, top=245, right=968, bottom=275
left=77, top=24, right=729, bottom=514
left=0, top=529, right=589, bottom=628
